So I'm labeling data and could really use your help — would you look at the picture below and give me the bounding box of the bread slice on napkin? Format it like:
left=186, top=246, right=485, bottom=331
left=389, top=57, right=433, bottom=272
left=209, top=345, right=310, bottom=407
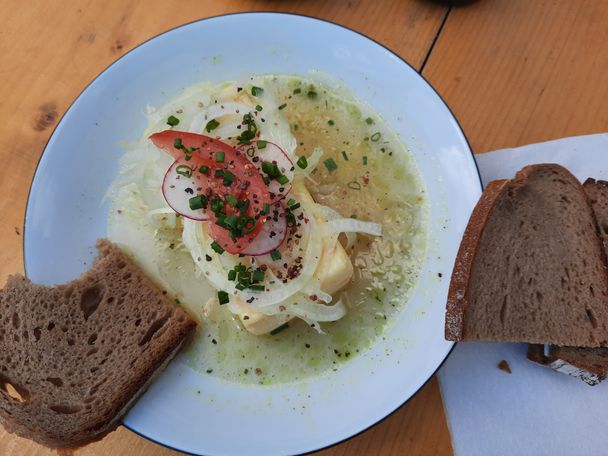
left=0, top=239, right=196, bottom=448
left=527, top=178, right=608, bottom=385
left=445, top=164, right=608, bottom=347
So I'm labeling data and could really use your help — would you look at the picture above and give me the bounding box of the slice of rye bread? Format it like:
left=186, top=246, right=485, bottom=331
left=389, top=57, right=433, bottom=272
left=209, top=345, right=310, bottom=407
left=0, top=239, right=196, bottom=448
left=445, top=164, right=608, bottom=347
left=527, top=179, right=608, bottom=385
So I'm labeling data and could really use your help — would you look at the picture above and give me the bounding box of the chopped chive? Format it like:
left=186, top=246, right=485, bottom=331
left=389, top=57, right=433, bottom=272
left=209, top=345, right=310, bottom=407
left=173, top=137, right=183, bottom=149
left=217, top=291, right=229, bottom=305
left=222, top=170, right=235, bottom=186
left=215, top=151, right=225, bottom=163
left=211, top=241, right=224, bottom=254
left=270, top=250, right=282, bottom=261
left=235, top=283, right=247, bottom=291
left=242, top=217, right=257, bottom=234
left=167, top=115, right=180, bottom=126
left=260, top=203, right=270, bottom=215
left=228, top=270, right=237, bottom=281
left=237, top=199, right=250, bottom=214
left=328, top=120, right=335, bottom=126
left=270, top=322, right=289, bottom=335
left=223, top=214, right=239, bottom=229
left=251, top=86, right=264, bottom=96
left=255, top=104, right=263, bottom=112
left=214, top=169, right=224, bottom=178
left=238, top=271, right=251, bottom=283
left=341, top=151, right=349, bottom=161
left=287, top=198, right=296, bottom=207
left=262, top=161, right=281, bottom=177
left=371, top=132, right=382, bottom=142
left=307, top=91, right=317, bottom=99
left=175, top=165, right=192, bottom=178
left=293, top=88, right=302, bottom=94
left=248, top=284, right=265, bottom=292
left=189, top=195, right=208, bottom=210
left=323, top=158, right=338, bottom=173
left=363, top=156, right=368, bottom=165
left=365, top=117, right=374, bottom=125
left=252, top=269, right=264, bottom=282
left=205, top=119, right=220, bottom=132
left=288, top=201, right=300, bottom=211
left=286, top=211, right=296, bottom=227
left=277, top=174, right=289, bottom=185
left=225, top=194, right=238, bottom=207
left=199, top=165, right=209, bottom=174
left=278, top=103, right=287, bottom=110
left=296, top=156, right=308, bottom=169
left=347, top=181, right=362, bottom=190
left=256, top=140, right=267, bottom=149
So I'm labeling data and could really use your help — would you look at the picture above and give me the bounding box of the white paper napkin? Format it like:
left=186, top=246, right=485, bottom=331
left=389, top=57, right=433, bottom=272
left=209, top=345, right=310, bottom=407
left=438, top=133, right=608, bottom=456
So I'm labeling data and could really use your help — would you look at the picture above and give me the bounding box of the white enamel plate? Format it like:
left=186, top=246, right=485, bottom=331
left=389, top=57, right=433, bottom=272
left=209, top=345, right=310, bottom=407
left=24, top=13, right=481, bottom=455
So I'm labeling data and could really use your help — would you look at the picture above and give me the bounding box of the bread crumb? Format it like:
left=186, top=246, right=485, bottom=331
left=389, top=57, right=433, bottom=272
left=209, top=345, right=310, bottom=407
left=498, top=359, right=512, bottom=374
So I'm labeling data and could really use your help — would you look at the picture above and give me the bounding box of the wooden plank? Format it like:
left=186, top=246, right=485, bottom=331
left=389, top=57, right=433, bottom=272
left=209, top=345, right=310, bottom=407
left=423, top=0, right=608, bottom=153
left=0, top=1, right=452, bottom=455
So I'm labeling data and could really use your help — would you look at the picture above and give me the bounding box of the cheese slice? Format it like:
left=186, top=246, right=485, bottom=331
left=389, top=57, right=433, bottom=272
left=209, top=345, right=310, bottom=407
left=238, top=179, right=353, bottom=335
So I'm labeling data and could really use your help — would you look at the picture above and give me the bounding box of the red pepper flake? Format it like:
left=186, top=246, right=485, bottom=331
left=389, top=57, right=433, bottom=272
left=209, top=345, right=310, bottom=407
left=362, top=175, right=370, bottom=185
left=309, top=294, right=318, bottom=301
left=279, top=305, right=286, bottom=312
left=255, top=368, right=262, bottom=375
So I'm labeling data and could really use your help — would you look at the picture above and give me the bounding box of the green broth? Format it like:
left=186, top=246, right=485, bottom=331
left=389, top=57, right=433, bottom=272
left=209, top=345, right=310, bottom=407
left=184, top=76, right=427, bottom=385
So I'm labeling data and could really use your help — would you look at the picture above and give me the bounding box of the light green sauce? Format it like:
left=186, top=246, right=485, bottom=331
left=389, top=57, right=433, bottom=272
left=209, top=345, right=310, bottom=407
left=181, top=75, right=428, bottom=385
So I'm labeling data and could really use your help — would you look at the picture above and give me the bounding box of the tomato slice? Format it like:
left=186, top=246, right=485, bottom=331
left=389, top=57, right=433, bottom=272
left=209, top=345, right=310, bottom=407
left=150, top=130, right=273, bottom=253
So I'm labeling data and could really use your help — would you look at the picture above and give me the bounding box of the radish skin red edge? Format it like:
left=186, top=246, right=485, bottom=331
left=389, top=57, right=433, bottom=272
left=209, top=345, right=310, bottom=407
left=237, top=141, right=294, bottom=201
left=240, top=202, right=288, bottom=256
left=162, top=160, right=210, bottom=221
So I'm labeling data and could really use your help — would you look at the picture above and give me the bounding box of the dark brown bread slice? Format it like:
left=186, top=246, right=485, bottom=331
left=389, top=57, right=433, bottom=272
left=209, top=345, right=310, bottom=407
left=527, top=179, right=608, bottom=384
left=0, top=239, right=196, bottom=448
left=446, top=164, right=608, bottom=347
left=585, top=178, right=608, bottom=250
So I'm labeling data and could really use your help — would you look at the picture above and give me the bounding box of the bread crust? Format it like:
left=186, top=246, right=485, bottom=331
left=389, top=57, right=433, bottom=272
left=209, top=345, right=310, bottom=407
left=446, top=164, right=608, bottom=345
left=445, top=179, right=508, bottom=340
left=0, top=240, right=196, bottom=449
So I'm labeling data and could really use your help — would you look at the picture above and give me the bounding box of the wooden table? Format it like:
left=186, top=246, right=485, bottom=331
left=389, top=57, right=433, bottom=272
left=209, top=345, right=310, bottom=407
left=2, top=0, right=607, bottom=454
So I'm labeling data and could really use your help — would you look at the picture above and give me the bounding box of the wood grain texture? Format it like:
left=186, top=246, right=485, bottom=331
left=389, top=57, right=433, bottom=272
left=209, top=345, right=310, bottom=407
left=0, top=0, right=452, bottom=455
left=424, top=0, right=608, bottom=153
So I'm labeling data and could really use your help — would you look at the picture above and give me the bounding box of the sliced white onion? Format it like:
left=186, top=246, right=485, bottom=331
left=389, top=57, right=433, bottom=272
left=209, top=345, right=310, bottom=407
left=182, top=220, right=241, bottom=295
left=326, top=218, right=383, bottom=237
left=256, top=295, right=346, bottom=323
left=240, top=203, right=288, bottom=256
left=189, top=102, right=253, bottom=133
left=147, top=207, right=177, bottom=228
left=296, top=147, right=324, bottom=175
left=241, top=202, right=324, bottom=308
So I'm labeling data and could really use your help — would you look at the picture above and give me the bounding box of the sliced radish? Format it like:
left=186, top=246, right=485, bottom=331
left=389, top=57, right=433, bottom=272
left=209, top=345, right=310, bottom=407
left=240, top=202, right=288, bottom=256
left=162, top=160, right=210, bottom=221
left=237, top=141, right=294, bottom=201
